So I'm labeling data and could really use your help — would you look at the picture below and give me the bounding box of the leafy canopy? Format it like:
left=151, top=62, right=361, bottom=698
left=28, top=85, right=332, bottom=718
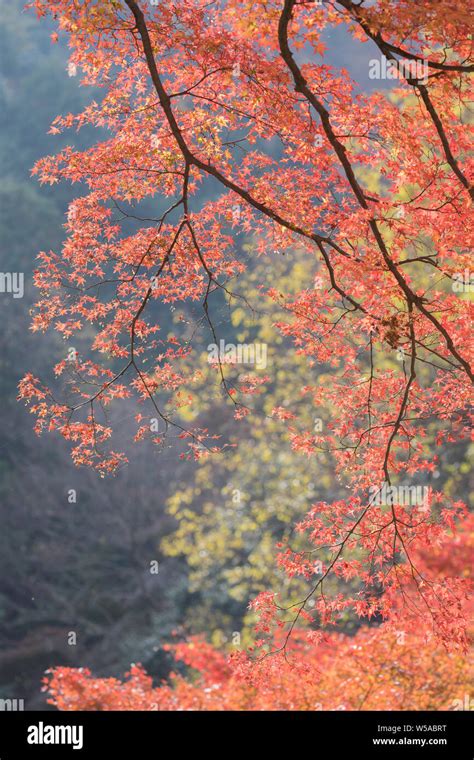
left=21, top=0, right=473, bottom=662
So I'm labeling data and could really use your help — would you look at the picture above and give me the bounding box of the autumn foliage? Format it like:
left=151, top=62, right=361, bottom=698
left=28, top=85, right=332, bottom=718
left=44, top=514, right=473, bottom=710
left=46, top=625, right=472, bottom=712
left=21, top=0, right=473, bottom=708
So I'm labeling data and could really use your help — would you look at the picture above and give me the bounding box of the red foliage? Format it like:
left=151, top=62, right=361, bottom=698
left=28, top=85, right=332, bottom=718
left=46, top=625, right=472, bottom=711
left=22, top=0, right=473, bottom=683
left=45, top=518, right=473, bottom=711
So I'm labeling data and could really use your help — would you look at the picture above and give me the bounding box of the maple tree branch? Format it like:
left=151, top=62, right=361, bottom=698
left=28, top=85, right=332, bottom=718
left=335, top=0, right=474, bottom=73
left=415, top=84, right=474, bottom=198
left=124, top=0, right=396, bottom=396
left=124, top=0, right=327, bottom=243
left=124, top=0, right=375, bottom=331
left=278, top=0, right=473, bottom=382
left=336, top=0, right=474, bottom=200
left=181, top=163, right=244, bottom=408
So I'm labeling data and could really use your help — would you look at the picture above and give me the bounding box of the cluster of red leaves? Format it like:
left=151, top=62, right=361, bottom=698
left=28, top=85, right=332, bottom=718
left=261, top=496, right=471, bottom=650
left=45, top=516, right=473, bottom=711
left=45, top=625, right=472, bottom=712
left=21, top=0, right=473, bottom=468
